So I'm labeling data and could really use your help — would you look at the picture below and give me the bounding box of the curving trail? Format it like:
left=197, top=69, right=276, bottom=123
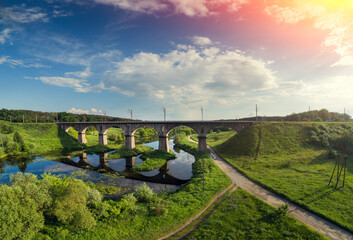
left=187, top=136, right=353, bottom=240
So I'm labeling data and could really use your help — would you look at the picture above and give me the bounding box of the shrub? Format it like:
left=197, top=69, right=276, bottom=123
left=108, top=133, right=117, bottom=142
left=13, top=132, right=24, bottom=146
left=87, top=188, right=103, bottom=204
left=0, top=124, right=14, bottom=134
left=152, top=204, right=168, bottom=216
left=328, top=149, right=338, bottom=159
left=122, top=193, right=137, bottom=205
left=5, top=142, right=20, bottom=155
left=134, top=183, right=155, bottom=203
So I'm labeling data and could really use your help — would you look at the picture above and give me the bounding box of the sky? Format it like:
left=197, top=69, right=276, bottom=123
left=1, top=0, right=353, bottom=120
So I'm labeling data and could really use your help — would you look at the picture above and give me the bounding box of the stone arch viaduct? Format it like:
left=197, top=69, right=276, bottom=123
left=57, top=121, right=255, bottom=152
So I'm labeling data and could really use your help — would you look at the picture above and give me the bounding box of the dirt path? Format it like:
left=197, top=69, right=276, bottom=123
left=190, top=136, right=353, bottom=240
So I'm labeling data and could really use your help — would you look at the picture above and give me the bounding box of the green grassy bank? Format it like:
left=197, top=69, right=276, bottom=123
left=185, top=188, right=326, bottom=240
left=212, top=122, right=353, bottom=233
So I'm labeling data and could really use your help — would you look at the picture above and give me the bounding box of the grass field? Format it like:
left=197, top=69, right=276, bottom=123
left=185, top=188, right=326, bottom=240
left=211, top=122, right=353, bottom=233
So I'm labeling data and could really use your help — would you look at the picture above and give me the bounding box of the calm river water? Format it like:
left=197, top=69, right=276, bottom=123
left=0, top=140, right=195, bottom=194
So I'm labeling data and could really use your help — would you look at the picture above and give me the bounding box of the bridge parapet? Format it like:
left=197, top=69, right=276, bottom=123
left=57, top=121, right=256, bottom=151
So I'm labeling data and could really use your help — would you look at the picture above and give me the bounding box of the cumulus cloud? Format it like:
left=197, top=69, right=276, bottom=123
left=265, top=0, right=353, bottom=66
left=68, top=107, right=104, bottom=115
left=35, top=39, right=278, bottom=106
left=192, top=36, right=212, bottom=46
left=102, top=45, right=277, bottom=105
left=93, top=0, right=248, bottom=17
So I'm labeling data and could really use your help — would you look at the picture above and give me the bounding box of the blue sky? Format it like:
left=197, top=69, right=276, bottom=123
left=1, top=0, right=353, bottom=120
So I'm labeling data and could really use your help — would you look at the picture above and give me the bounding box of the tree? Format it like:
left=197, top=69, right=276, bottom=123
left=0, top=185, right=44, bottom=240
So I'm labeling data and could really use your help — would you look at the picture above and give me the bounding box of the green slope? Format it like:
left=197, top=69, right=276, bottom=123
left=213, top=122, right=353, bottom=233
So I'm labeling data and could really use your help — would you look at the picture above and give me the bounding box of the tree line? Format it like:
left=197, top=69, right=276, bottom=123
left=0, top=108, right=130, bottom=123
left=237, top=109, right=351, bottom=122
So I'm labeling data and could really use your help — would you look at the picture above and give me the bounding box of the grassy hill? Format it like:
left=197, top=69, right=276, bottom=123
left=0, top=121, right=85, bottom=158
left=212, top=122, right=353, bottom=232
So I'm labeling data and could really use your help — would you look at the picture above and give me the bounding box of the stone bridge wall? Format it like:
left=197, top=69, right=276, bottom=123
left=57, top=121, right=255, bottom=151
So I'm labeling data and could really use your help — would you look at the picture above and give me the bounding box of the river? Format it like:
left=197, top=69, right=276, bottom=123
left=0, top=139, right=195, bottom=195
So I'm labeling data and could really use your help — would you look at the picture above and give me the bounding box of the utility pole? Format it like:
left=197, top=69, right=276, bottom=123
left=22, top=115, right=24, bottom=123
left=255, top=104, right=258, bottom=121
left=201, top=107, right=204, bottom=121
left=128, top=109, right=133, bottom=120
left=36, top=115, right=38, bottom=123
left=162, top=107, right=166, bottom=121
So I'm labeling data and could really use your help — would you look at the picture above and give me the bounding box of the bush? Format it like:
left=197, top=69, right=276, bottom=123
left=87, top=188, right=103, bottom=204
left=122, top=193, right=137, bottom=205
left=108, top=133, right=117, bottom=142
left=5, top=142, right=20, bottom=155
left=328, top=149, right=338, bottom=159
left=13, top=132, right=24, bottom=146
left=0, top=124, right=14, bottom=134
left=134, top=183, right=155, bottom=203
left=0, top=134, right=9, bottom=147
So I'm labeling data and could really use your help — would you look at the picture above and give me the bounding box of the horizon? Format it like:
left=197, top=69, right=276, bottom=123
left=1, top=0, right=353, bottom=120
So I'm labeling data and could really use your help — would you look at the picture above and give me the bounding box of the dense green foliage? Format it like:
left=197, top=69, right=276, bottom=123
left=132, top=150, right=176, bottom=171
left=238, top=109, right=351, bottom=122
left=212, top=122, right=353, bottom=232
left=0, top=173, right=107, bottom=239
left=108, top=145, right=153, bottom=159
left=0, top=108, right=129, bottom=123
left=185, top=189, right=326, bottom=240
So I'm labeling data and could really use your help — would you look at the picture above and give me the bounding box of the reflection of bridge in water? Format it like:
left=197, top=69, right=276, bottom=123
left=60, top=153, right=189, bottom=185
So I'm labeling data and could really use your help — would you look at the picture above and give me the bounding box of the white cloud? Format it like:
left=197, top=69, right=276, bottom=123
left=0, top=56, right=51, bottom=68
left=0, top=5, right=48, bottom=24
left=0, top=28, right=12, bottom=44
left=68, top=107, right=104, bottom=115
left=94, top=0, right=169, bottom=14
left=35, top=77, right=89, bottom=92
left=265, top=1, right=353, bottom=66
left=93, top=0, right=248, bottom=17
left=102, top=45, right=277, bottom=106
left=65, top=67, right=92, bottom=78
left=192, top=36, right=212, bottom=46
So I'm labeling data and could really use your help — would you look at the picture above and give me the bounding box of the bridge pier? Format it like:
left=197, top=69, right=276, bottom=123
left=99, top=133, right=108, bottom=146
left=125, top=134, right=135, bottom=149
left=198, top=135, right=208, bottom=151
left=126, top=156, right=136, bottom=168
left=158, top=134, right=169, bottom=152
left=78, top=131, right=87, bottom=144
